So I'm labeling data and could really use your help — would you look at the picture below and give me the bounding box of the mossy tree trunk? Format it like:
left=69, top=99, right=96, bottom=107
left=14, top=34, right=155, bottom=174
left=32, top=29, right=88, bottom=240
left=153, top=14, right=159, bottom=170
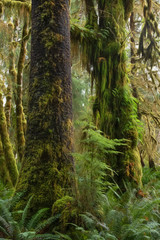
left=0, top=137, right=13, bottom=187
left=5, top=22, right=14, bottom=129
left=16, top=14, right=29, bottom=162
left=81, top=0, right=142, bottom=187
left=16, top=0, right=74, bottom=211
left=0, top=92, right=18, bottom=186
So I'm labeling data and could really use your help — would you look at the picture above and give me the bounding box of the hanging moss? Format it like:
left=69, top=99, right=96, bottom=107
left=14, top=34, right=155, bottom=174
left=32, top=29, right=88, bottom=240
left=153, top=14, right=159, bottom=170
left=72, top=0, right=142, bottom=188
left=0, top=0, right=31, bottom=13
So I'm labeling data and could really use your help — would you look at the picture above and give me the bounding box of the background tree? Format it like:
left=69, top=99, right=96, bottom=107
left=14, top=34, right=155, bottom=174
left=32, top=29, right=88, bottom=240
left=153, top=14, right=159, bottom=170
left=71, top=0, right=143, bottom=188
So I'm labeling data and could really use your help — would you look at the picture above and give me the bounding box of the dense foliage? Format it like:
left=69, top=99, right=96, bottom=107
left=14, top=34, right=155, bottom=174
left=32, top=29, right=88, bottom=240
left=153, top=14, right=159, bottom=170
left=0, top=0, right=160, bottom=239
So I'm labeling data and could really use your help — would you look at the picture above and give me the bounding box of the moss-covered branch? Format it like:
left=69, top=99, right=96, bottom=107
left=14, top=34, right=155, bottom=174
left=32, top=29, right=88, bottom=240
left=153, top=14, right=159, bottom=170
left=0, top=0, right=31, bottom=12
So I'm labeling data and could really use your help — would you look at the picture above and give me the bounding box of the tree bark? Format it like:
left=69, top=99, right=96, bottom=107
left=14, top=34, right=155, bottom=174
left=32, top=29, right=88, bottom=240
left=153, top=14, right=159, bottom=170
left=16, top=0, right=74, bottom=212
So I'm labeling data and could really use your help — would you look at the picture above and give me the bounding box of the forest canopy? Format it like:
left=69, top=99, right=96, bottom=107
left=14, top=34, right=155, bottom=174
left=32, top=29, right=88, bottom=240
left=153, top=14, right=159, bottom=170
left=0, top=0, right=160, bottom=239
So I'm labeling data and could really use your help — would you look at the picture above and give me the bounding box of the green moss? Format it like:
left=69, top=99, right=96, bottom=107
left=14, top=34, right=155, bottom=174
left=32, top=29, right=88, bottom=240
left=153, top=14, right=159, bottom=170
left=123, top=0, right=134, bottom=21
left=0, top=92, right=18, bottom=186
left=72, top=0, right=143, bottom=188
left=52, top=196, right=77, bottom=227
left=1, top=0, right=31, bottom=13
left=0, top=137, right=13, bottom=187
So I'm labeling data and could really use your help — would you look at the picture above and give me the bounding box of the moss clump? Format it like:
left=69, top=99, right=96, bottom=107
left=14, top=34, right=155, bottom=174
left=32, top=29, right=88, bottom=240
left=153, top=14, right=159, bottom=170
left=52, top=196, right=77, bottom=227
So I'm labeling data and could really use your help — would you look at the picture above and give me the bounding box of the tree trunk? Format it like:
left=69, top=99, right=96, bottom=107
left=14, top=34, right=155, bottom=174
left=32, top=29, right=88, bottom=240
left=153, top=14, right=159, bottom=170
left=0, top=92, right=18, bottom=186
left=93, top=0, right=142, bottom=188
left=16, top=0, right=74, bottom=212
left=16, top=14, right=29, bottom=162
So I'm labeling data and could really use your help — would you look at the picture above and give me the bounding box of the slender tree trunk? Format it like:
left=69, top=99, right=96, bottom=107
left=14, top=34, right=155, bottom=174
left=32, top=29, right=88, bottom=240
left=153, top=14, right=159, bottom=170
left=16, top=0, right=74, bottom=211
left=0, top=92, right=18, bottom=186
left=0, top=137, right=13, bottom=187
left=16, top=14, right=29, bottom=162
left=5, top=22, right=14, bottom=129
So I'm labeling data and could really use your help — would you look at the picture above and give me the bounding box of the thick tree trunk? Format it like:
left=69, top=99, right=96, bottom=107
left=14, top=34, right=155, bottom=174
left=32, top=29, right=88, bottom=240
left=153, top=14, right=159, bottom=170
left=93, top=0, right=142, bottom=188
left=16, top=0, right=74, bottom=211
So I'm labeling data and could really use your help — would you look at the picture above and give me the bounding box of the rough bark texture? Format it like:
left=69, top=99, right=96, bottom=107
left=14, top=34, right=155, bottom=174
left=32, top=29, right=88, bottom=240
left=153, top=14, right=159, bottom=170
left=16, top=0, right=74, bottom=212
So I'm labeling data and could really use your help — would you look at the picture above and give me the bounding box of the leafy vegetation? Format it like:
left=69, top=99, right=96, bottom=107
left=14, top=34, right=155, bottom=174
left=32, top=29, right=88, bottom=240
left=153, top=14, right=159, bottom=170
left=0, top=0, right=160, bottom=239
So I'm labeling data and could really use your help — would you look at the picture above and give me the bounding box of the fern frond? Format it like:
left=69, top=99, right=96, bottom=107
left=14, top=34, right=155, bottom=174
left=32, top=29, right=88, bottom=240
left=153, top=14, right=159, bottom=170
left=53, top=231, right=72, bottom=240
left=0, top=225, right=10, bottom=237
left=27, top=208, right=49, bottom=230
left=33, top=233, right=61, bottom=240
left=20, top=195, right=33, bottom=229
left=17, top=231, right=36, bottom=240
left=0, top=200, right=12, bottom=222
left=9, top=192, right=24, bottom=212
left=0, top=216, right=13, bottom=236
left=35, top=215, right=60, bottom=234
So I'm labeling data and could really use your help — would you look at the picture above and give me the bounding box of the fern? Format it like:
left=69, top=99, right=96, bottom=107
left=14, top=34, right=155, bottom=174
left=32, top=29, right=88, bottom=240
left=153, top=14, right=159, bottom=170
left=35, top=215, right=60, bottom=233
left=27, top=208, right=49, bottom=230
left=20, top=196, right=33, bottom=229
left=0, top=196, right=66, bottom=240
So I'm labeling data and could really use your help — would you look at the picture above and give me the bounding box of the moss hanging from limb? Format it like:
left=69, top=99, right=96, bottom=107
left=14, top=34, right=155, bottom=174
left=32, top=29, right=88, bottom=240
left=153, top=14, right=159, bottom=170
left=71, top=0, right=142, bottom=188
left=0, top=0, right=31, bottom=13
left=0, top=91, right=18, bottom=186
left=16, top=14, right=30, bottom=162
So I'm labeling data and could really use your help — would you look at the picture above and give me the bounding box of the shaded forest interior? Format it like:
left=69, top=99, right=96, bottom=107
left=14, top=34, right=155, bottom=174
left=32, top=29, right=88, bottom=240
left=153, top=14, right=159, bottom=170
left=0, top=0, right=160, bottom=239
